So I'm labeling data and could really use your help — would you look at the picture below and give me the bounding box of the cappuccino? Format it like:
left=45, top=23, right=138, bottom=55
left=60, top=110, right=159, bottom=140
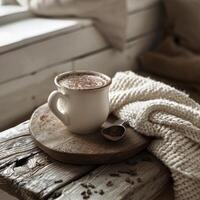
left=49, top=71, right=112, bottom=133
left=59, top=73, right=107, bottom=90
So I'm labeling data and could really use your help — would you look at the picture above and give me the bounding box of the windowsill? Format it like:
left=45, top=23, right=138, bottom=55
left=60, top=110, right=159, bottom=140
left=0, top=17, right=91, bottom=54
left=0, top=0, right=161, bottom=54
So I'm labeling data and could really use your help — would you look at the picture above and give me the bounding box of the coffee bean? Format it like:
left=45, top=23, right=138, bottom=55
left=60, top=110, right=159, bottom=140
left=83, top=195, right=90, bottom=199
left=88, top=183, right=95, bottom=189
left=125, top=177, right=134, bottom=184
left=87, top=189, right=92, bottom=195
left=125, top=177, right=131, bottom=184
left=81, top=183, right=88, bottom=188
left=106, top=181, right=113, bottom=187
left=99, top=190, right=104, bottom=195
left=81, top=191, right=86, bottom=196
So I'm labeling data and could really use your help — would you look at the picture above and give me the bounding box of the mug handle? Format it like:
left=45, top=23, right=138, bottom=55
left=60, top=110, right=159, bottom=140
left=48, top=91, right=70, bottom=126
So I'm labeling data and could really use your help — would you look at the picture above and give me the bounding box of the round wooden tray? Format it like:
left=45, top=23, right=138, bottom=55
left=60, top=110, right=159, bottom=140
left=30, top=104, right=148, bottom=165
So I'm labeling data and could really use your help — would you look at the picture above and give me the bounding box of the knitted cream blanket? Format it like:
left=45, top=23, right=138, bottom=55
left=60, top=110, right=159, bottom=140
left=109, top=71, right=200, bottom=200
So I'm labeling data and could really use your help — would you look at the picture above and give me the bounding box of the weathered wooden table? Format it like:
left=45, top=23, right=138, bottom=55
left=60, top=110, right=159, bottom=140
left=4, top=70, right=197, bottom=200
left=0, top=120, right=171, bottom=200
left=2, top=69, right=199, bottom=200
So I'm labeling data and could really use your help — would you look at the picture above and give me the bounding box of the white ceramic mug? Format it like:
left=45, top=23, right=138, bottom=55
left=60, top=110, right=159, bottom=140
left=48, top=71, right=112, bottom=134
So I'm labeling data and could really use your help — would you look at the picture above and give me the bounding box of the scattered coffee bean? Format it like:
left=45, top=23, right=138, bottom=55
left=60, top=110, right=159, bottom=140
left=54, top=179, right=63, bottom=184
left=88, top=183, right=95, bottom=188
left=83, top=194, right=90, bottom=199
left=87, top=189, right=92, bottom=195
left=109, top=173, right=120, bottom=177
left=125, top=177, right=131, bottom=184
left=81, top=183, right=88, bottom=188
left=99, top=189, right=105, bottom=195
left=125, top=177, right=134, bottom=185
left=94, top=190, right=98, bottom=193
left=106, top=181, right=113, bottom=187
left=81, top=191, right=86, bottom=196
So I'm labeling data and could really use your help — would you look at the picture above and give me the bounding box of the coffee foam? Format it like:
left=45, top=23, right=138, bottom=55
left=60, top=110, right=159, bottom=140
left=59, top=73, right=108, bottom=90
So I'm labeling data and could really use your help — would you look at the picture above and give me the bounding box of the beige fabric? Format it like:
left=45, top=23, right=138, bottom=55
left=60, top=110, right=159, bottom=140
left=27, top=0, right=127, bottom=49
left=110, top=71, right=200, bottom=200
left=140, top=36, right=200, bottom=83
left=141, top=0, right=200, bottom=83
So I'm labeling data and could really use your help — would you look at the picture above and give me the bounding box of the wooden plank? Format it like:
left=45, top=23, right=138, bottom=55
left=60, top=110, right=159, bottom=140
left=0, top=4, right=163, bottom=83
left=0, top=119, right=170, bottom=200
left=0, top=121, right=94, bottom=200
left=48, top=152, right=170, bottom=200
left=0, top=17, right=83, bottom=53
left=0, top=121, right=39, bottom=169
left=0, top=62, right=72, bottom=131
left=74, top=33, right=160, bottom=76
left=0, top=121, right=170, bottom=200
left=0, top=26, right=105, bottom=84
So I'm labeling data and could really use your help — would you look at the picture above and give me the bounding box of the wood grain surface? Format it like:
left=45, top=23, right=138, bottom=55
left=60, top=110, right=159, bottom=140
left=49, top=153, right=170, bottom=200
left=0, top=122, right=94, bottom=200
left=30, top=104, right=149, bottom=165
left=0, top=120, right=171, bottom=200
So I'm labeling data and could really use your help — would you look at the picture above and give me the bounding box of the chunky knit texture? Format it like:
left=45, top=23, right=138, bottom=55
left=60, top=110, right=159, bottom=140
left=109, top=71, right=200, bottom=200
